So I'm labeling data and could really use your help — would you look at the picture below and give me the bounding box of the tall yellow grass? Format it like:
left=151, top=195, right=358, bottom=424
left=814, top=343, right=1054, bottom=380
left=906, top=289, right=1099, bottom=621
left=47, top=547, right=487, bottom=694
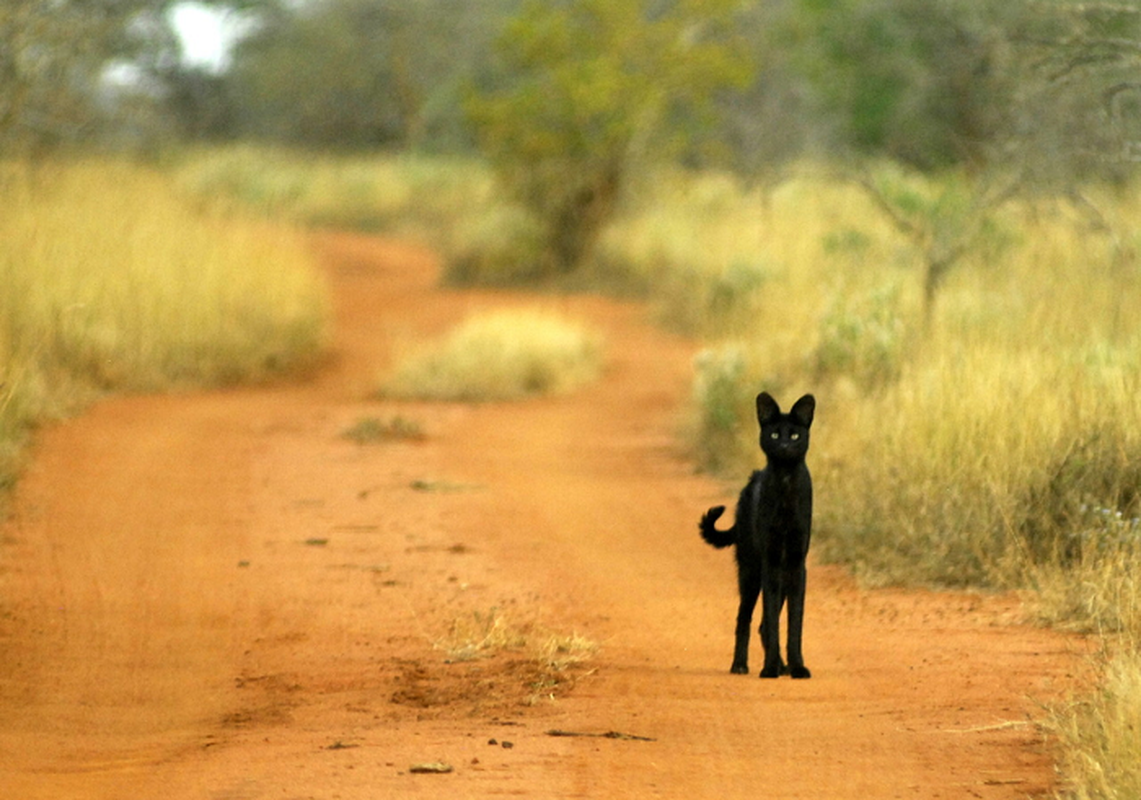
left=1050, top=645, right=1141, bottom=800
left=174, top=145, right=497, bottom=242
left=617, top=169, right=1141, bottom=596
left=0, top=159, right=329, bottom=487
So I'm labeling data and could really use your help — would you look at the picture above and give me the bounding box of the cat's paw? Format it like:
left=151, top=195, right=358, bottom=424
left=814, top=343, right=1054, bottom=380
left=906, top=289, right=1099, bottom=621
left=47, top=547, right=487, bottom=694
left=759, top=663, right=783, bottom=679
left=789, top=665, right=812, bottom=679
left=730, top=662, right=749, bottom=675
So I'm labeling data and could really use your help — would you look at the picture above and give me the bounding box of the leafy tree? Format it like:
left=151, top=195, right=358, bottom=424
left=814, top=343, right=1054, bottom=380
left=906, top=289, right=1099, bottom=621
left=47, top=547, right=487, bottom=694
left=855, top=165, right=1019, bottom=326
left=465, top=0, right=754, bottom=278
left=1008, top=1, right=1141, bottom=185
left=712, top=1, right=822, bottom=184
left=785, top=0, right=1141, bottom=326
left=225, top=0, right=511, bottom=149
left=797, top=0, right=1025, bottom=325
left=0, top=0, right=186, bottom=153
left=790, top=0, right=1019, bottom=169
left=0, top=1, right=268, bottom=153
left=226, top=0, right=403, bottom=146
left=162, top=66, right=237, bottom=141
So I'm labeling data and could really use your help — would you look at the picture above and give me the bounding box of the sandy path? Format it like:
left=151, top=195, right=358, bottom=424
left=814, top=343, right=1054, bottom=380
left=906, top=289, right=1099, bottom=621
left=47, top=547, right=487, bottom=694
left=0, top=231, right=1086, bottom=799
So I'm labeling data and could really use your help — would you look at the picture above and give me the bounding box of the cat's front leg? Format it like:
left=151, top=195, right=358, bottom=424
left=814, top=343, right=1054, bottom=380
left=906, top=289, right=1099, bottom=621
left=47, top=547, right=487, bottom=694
left=785, top=565, right=811, bottom=679
left=758, top=586, right=785, bottom=678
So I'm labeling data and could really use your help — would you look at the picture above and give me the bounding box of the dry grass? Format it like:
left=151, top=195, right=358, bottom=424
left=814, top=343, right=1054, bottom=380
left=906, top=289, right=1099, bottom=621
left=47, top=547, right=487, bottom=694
left=0, top=160, right=327, bottom=390
left=340, top=415, right=426, bottom=444
left=379, top=309, right=603, bottom=402
left=647, top=169, right=1141, bottom=591
left=434, top=607, right=597, bottom=704
left=1050, top=645, right=1141, bottom=800
left=0, top=158, right=329, bottom=490
left=174, top=144, right=499, bottom=246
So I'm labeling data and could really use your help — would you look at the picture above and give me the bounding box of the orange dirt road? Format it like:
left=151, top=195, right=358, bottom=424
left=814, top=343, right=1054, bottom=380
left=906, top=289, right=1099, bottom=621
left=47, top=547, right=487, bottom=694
left=0, top=232, right=1087, bottom=799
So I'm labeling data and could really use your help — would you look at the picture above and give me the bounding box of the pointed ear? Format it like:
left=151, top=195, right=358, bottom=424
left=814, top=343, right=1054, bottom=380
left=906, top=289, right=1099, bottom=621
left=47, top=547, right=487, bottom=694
left=756, top=392, right=781, bottom=425
left=790, top=394, right=816, bottom=428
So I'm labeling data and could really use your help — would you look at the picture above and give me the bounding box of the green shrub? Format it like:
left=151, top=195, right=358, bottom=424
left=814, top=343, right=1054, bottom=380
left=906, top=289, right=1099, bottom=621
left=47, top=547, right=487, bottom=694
left=689, top=345, right=755, bottom=473
left=654, top=260, right=771, bottom=337
left=815, top=281, right=909, bottom=386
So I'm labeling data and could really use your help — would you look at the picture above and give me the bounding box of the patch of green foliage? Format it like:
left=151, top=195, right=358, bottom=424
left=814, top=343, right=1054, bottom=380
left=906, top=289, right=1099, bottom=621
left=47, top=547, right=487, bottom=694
left=464, top=0, right=753, bottom=278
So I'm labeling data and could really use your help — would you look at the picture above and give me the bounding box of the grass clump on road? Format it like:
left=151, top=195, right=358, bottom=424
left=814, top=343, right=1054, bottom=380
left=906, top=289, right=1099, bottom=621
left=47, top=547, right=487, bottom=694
left=434, top=607, right=597, bottom=704
left=340, top=415, right=426, bottom=444
left=437, top=607, right=596, bottom=669
left=380, top=309, right=603, bottom=402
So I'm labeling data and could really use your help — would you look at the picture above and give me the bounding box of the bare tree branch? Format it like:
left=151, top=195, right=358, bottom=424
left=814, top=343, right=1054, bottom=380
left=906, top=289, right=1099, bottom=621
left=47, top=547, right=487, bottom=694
left=853, top=171, right=925, bottom=241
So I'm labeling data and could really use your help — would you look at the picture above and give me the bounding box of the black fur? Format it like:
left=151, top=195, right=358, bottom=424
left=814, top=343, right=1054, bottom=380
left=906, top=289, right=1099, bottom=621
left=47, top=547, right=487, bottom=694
left=699, top=392, right=815, bottom=679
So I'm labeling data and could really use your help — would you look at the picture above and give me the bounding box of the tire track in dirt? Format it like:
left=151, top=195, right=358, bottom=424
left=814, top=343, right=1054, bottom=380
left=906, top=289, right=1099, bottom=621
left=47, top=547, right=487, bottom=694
left=0, top=231, right=1087, bottom=799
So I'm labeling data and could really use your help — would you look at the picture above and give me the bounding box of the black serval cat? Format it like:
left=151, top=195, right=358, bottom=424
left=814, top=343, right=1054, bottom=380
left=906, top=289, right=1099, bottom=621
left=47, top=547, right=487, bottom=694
left=700, top=392, right=815, bottom=678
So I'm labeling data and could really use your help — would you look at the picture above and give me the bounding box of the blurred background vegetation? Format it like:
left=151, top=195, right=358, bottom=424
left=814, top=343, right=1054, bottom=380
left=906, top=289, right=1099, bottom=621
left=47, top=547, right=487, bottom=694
left=11, top=0, right=1141, bottom=286
left=8, top=2, right=1141, bottom=793
left=12, top=1, right=1141, bottom=187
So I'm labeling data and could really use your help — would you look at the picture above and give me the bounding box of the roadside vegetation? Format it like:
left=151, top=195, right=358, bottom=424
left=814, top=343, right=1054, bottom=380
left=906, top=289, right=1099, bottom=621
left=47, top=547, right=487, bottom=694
left=0, top=159, right=329, bottom=492
left=1052, top=647, right=1141, bottom=800
left=174, top=145, right=498, bottom=242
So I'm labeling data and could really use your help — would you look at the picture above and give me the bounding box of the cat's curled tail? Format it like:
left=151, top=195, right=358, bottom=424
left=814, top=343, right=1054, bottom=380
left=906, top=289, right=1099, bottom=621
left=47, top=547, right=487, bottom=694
left=700, top=505, right=736, bottom=549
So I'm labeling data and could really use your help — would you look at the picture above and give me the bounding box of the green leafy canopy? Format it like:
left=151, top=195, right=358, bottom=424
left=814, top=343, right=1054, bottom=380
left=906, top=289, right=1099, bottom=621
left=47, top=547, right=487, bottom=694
left=470, top=0, right=751, bottom=166
left=464, top=0, right=755, bottom=275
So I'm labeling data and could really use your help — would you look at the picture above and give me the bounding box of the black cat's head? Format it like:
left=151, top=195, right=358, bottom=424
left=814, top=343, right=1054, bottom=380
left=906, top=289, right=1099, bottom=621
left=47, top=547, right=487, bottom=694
left=756, top=392, right=815, bottom=464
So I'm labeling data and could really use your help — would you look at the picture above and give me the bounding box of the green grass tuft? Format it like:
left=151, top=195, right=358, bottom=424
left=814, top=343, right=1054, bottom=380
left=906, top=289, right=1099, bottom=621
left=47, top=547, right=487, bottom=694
left=340, top=415, right=426, bottom=444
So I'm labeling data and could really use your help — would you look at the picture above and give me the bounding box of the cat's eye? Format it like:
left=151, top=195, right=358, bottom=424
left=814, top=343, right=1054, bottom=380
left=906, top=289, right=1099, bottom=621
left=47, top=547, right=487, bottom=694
left=770, top=432, right=779, bottom=439
left=790, top=433, right=800, bottom=441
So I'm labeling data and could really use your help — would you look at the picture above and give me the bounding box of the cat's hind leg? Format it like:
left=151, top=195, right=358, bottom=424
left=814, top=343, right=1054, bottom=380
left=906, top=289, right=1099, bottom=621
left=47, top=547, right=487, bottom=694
left=759, top=576, right=787, bottom=678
